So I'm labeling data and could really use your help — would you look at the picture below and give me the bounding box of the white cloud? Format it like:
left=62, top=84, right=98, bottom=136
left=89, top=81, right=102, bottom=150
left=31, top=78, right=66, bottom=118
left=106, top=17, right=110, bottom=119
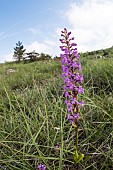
left=25, top=41, right=56, bottom=55
left=2, top=53, right=13, bottom=63
left=44, top=39, right=56, bottom=46
left=55, top=28, right=62, bottom=36
left=65, top=0, right=113, bottom=52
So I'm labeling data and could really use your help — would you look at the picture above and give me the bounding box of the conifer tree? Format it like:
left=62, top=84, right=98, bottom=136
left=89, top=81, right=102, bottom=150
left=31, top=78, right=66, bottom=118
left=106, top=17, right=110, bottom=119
left=13, top=41, right=26, bottom=62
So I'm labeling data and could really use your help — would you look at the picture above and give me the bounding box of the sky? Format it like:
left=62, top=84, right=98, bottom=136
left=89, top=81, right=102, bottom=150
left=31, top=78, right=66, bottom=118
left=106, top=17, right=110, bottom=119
left=0, top=0, right=113, bottom=63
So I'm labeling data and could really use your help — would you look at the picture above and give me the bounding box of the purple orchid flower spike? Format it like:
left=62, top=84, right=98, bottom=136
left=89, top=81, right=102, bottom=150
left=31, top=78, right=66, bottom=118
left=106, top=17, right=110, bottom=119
left=59, top=28, right=84, bottom=125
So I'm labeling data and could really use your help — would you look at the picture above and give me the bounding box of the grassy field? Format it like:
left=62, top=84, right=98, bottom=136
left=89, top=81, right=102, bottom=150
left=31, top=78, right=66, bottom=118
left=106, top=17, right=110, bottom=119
left=0, top=58, right=113, bottom=170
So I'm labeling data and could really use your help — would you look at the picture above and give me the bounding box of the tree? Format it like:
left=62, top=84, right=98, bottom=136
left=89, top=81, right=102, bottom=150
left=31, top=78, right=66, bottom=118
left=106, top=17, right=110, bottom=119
left=13, top=41, right=26, bottom=62
left=25, top=50, right=39, bottom=62
left=39, top=53, right=51, bottom=60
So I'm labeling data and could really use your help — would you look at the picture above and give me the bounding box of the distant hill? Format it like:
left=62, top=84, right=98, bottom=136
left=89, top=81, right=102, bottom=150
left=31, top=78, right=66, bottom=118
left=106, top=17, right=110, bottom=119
left=81, top=46, right=113, bottom=59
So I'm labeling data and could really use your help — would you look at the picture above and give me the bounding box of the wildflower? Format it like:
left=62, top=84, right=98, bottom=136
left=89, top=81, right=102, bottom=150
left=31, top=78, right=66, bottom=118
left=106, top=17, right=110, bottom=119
left=55, top=144, right=60, bottom=151
left=37, top=164, right=46, bottom=170
left=55, top=145, right=59, bottom=149
left=54, top=144, right=60, bottom=153
left=59, top=28, right=84, bottom=125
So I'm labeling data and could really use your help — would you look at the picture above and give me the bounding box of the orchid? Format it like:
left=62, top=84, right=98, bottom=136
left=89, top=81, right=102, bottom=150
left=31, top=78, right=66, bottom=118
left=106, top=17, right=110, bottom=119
left=60, top=28, right=84, bottom=125
left=60, top=28, right=84, bottom=164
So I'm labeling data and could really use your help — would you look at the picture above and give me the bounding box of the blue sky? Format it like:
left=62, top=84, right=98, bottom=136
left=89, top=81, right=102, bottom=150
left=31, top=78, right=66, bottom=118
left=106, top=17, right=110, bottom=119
left=0, top=0, right=113, bottom=63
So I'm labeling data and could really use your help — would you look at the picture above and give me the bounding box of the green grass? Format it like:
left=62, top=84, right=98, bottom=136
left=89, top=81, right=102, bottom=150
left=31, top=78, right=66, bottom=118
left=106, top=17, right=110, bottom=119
left=0, top=59, right=113, bottom=169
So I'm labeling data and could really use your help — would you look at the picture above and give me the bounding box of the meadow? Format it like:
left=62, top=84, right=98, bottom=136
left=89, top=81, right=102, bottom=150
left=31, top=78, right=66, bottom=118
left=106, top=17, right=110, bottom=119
left=0, top=57, right=113, bottom=170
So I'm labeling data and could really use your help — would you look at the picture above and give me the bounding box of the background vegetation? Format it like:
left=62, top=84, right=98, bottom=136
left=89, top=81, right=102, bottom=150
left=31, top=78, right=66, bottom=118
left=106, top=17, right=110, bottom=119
left=0, top=50, right=113, bottom=169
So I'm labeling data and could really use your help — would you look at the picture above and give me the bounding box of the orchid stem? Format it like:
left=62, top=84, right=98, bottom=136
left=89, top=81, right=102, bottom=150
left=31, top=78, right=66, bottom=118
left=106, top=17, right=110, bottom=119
left=75, top=124, right=78, bottom=152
